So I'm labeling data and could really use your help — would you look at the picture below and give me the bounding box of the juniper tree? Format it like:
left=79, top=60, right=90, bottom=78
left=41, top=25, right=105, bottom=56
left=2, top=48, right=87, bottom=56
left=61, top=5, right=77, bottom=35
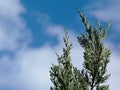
left=77, top=9, right=111, bottom=90
left=50, top=30, right=74, bottom=90
left=50, top=10, right=111, bottom=90
left=50, top=30, right=88, bottom=90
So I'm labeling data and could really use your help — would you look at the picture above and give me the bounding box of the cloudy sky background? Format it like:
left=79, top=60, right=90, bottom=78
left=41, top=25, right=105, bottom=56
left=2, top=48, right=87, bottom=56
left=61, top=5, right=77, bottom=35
left=0, top=0, right=120, bottom=90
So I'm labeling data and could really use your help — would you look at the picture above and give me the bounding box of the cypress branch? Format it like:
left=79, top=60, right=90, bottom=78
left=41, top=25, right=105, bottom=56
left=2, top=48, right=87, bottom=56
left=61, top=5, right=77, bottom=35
left=50, top=10, right=111, bottom=90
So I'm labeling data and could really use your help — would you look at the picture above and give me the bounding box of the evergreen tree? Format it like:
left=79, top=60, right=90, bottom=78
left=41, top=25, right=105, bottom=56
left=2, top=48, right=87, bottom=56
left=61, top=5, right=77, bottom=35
left=50, top=10, right=111, bottom=90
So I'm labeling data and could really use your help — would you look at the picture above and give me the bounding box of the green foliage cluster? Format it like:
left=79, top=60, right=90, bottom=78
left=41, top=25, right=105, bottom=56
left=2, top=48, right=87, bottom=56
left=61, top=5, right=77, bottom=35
left=50, top=10, right=111, bottom=90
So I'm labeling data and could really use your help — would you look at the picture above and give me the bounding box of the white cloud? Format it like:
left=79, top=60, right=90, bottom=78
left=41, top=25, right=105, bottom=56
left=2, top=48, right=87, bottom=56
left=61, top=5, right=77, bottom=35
left=0, top=0, right=31, bottom=89
left=0, top=0, right=31, bottom=51
left=108, top=51, right=120, bottom=90
left=88, top=0, right=120, bottom=31
left=15, top=47, right=55, bottom=90
left=87, top=0, right=120, bottom=35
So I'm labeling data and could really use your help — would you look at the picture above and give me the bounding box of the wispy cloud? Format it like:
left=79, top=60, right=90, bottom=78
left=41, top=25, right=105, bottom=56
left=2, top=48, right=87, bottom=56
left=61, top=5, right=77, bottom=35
left=108, top=50, right=120, bottom=90
left=0, top=0, right=31, bottom=51
left=88, top=0, right=120, bottom=31
left=0, top=0, right=31, bottom=89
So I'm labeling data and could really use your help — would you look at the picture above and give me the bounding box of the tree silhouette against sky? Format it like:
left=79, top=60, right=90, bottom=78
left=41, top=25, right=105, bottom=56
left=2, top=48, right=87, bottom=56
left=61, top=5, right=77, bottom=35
left=50, top=9, right=111, bottom=90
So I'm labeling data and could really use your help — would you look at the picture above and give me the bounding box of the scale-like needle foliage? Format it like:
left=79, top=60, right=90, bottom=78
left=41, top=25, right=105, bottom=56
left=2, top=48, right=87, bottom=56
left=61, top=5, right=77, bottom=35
left=77, top=9, right=111, bottom=90
left=50, top=9, right=111, bottom=90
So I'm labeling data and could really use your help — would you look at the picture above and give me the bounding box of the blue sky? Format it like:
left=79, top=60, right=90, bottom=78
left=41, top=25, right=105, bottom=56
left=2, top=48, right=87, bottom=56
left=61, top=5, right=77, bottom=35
left=0, top=0, right=120, bottom=90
